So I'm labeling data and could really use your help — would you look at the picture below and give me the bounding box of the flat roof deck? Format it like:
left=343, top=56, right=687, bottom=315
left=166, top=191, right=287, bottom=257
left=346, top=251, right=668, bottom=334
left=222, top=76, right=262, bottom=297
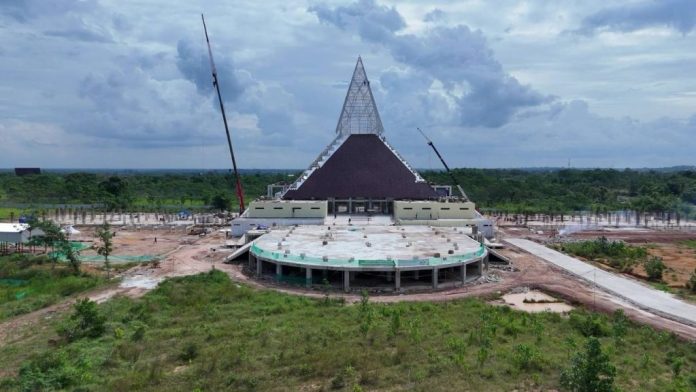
left=251, top=225, right=485, bottom=270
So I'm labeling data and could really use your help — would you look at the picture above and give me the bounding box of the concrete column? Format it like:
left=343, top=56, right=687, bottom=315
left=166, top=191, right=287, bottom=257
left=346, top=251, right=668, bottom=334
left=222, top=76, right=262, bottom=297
left=276, top=263, right=282, bottom=281
left=432, top=268, right=438, bottom=289
left=414, top=270, right=419, bottom=280
left=305, top=268, right=312, bottom=288
left=386, top=271, right=393, bottom=282
left=322, top=269, right=328, bottom=282
left=395, top=270, right=401, bottom=291
left=256, top=258, right=262, bottom=277
left=344, top=270, right=350, bottom=293
left=248, top=251, right=254, bottom=269
left=478, top=258, right=484, bottom=275
left=461, top=263, right=467, bottom=283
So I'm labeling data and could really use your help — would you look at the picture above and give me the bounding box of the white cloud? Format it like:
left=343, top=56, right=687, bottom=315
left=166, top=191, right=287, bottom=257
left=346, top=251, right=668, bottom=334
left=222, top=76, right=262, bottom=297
left=0, top=0, right=694, bottom=169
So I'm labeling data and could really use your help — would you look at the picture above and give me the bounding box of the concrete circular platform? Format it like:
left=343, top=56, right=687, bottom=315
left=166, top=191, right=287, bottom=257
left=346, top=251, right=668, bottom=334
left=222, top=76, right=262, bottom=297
left=248, top=225, right=487, bottom=292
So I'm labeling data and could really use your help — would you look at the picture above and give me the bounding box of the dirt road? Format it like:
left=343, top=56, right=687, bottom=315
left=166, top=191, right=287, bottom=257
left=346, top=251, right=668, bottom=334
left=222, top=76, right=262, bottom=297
left=0, top=233, right=223, bottom=345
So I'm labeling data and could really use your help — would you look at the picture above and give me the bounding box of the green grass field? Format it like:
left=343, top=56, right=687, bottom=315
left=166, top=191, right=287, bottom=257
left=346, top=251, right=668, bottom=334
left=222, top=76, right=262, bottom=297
left=553, top=237, right=650, bottom=272
left=1, top=271, right=694, bottom=391
left=0, top=254, right=107, bottom=321
left=0, top=207, right=23, bottom=221
left=680, top=240, right=696, bottom=250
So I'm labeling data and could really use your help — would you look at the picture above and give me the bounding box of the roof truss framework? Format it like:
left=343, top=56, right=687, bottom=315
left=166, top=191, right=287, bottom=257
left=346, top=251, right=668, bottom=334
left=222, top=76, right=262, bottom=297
left=335, top=56, right=384, bottom=136
left=281, top=57, right=435, bottom=201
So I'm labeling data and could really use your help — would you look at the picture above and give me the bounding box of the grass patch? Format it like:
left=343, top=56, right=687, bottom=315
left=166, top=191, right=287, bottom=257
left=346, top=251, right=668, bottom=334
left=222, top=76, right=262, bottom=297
left=554, top=237, right=649, bottom=272
left=0, top=207, right=23, bottom=221
left=1, top=270, right=694, bottom=391
left=679, top=239, right=696, bottom=250
left=649, top=282, right=673, bottom=293
left=0, top=254, right=108, bottom=321
left=107, top=262, right=141, bottom=274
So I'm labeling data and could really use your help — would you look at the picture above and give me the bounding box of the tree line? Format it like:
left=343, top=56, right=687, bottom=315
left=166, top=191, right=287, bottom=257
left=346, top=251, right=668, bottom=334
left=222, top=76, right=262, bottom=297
left=423, top=168, right=696, bottom=218
left=1, top=168, right=695, bottom=217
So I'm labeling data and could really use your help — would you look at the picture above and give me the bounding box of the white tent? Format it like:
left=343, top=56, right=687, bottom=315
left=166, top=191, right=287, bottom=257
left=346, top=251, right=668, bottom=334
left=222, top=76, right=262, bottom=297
left=61, top=225, right=81, bottom=235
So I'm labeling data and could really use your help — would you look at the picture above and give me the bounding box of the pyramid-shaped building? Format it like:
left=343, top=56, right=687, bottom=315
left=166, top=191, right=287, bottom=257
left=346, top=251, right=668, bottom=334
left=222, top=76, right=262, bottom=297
left=236, top=57, right=493, bottom=293
left=234, top=57, right=492, bottom=239
left=282, top=57, right=438, bottom=205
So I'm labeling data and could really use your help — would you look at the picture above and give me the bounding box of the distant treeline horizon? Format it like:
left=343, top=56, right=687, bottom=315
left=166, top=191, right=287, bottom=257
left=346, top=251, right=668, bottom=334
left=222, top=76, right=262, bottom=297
left=1, top=165, right=695, bottom=175
left=1, top=168, right=695, bottom=218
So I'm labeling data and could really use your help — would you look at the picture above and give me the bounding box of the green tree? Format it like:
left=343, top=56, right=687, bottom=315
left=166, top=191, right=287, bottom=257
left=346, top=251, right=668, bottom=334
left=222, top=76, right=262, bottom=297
left=560, top=337, right=616, bottom=392
left=210, top=194, right=231, bottom=211
left=58, top=298, right=106, bottom=342
left=611, top=309, right=628, bottom=346
left=644, top=256, right=666, bottom=281
left=98, top=176, right=132, bottom=210
left=59, top=240, right=81, bottom=274
left=30, top=220, right=67, bottom=270
left=95, top=221, right=114, bottom=278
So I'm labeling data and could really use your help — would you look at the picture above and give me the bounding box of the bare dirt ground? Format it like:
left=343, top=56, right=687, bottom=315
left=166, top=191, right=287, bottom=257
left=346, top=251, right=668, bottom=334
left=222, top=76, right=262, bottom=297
left=643, top=243, right=696, bottom=286
left=70, top=226, right=184, bottom=258
left=560, top=230, right=696, bottom=291
left=504, top=227, right=696, bottom=291
left=3, top=226, right=696, bottom=347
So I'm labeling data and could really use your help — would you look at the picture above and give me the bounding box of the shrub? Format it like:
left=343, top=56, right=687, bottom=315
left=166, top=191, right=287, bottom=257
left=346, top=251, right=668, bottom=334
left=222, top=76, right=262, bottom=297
left=17, top=351, right=80, bottom=391
left=388, top=308, right=402, bottom=337
left=559, top=238, right=647, bottom=271
left=180, top=342, right=199, bottom=362
left=611, top=310, right=628, bottom=344
left=569, top=312, right=609, bottom=337
left=58, top=298, right=106, bottom=341
left=686, top=268, right=696, bottom=293
left=512, top=343, right=543, bottom=370
left=644, top=257, right=666, bottom=281
left=330, top=366, right=357, bottom=390
left=560, top=337, right=616, bottom=392
left=131, top=321, right=147, bottom=341
left=665, top=351, right=684, bottom=378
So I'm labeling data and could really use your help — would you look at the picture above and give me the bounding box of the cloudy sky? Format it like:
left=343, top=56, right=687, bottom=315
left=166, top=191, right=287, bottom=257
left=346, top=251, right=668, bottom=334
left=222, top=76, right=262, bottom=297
left=1, top=0, right=695, bottom=169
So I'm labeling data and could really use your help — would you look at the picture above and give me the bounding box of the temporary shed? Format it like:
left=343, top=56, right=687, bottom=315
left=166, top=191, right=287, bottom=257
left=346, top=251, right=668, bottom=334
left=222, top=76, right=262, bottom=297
left=0, top=223, right=33, bottom=244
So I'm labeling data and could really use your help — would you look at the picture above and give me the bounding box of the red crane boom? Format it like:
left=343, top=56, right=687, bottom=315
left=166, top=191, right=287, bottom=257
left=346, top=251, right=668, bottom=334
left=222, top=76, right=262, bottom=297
left=202, top=14, right=245, bottom=213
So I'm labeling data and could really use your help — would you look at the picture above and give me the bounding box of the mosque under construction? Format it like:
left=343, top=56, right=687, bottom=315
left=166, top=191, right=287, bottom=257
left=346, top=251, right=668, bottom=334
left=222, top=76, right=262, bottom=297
left=234, top=57, right=494, bottom=292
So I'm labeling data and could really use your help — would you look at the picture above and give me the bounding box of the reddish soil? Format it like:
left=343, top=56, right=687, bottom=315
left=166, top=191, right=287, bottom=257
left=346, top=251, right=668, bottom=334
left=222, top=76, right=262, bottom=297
left=562, top=230, right=696, bottom=288
left=643, top=244, right=696, bottom=287
left=71, top=226, right=184, bottom=258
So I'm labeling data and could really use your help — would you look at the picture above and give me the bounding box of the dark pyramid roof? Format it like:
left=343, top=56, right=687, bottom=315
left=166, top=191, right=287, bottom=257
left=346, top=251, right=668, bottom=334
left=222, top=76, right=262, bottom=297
left=283, top=134, right=437, bottom=200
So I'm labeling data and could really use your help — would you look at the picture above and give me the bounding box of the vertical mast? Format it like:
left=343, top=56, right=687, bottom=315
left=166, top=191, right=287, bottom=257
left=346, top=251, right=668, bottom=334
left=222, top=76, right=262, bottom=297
left=202, top=14, right=245, bottom=213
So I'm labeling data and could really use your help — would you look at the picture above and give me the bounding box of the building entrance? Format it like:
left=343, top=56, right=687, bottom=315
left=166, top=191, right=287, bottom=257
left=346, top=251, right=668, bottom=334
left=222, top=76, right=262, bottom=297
left=328, top=199, right=393, bottom=215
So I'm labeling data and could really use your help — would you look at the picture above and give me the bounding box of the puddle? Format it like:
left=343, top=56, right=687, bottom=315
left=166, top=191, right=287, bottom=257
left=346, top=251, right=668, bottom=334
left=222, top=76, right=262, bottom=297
left=120, top=275, right=162, bottom=289
left=501, top=290, right=574, bottom=313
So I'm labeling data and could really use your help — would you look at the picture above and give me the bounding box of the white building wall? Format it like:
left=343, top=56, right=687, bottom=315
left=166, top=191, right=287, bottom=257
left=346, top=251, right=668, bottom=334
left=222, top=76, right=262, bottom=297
left=393, top=200, right=477, bottom=220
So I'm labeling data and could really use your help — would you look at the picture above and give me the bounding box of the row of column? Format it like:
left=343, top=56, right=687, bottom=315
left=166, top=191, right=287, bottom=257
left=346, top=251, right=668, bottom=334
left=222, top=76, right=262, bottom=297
left=249, top=252, right=485, bottom=293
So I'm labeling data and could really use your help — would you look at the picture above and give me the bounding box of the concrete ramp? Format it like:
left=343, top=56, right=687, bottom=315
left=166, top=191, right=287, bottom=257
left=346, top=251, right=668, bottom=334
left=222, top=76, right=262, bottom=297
left=505, top=238, right=696, bottom=327
left=225, top=240, right=254, bottom=262
left=487, top=248, right=510, bottom=264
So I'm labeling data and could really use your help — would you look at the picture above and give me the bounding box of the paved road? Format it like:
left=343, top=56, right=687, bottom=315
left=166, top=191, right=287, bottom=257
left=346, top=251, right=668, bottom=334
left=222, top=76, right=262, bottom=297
left=505, top=238, right=696, bottom=326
